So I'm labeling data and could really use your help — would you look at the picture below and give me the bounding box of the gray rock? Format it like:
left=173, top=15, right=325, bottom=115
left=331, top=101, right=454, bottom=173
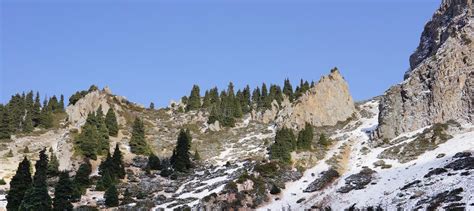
left=375, top=0, right=474, bottom=141
left=338, top=168, right=376, bottom=193
left=304, top=169, right=340, bottom=192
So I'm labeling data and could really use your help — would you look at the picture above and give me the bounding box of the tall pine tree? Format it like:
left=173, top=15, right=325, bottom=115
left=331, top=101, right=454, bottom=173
left=186, top=85, right=201, bottom=111
left=129, top=117, right=148, bottom=155
left=19, top=148, right=52, bottom=211
left=104, top=185, right=119, bottom=207
left=170, top=129, right=192, bottom=172
left=72, top=160, right=92, bottom=201
left=105, top=108, right=119, bottom=137
left=6, top=157, right=32, bottom=211
left=53, top=172, right=74, bottom=211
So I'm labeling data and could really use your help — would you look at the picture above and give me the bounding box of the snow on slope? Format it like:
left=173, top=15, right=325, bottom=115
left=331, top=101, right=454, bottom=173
left=261, top=100, right=474, bottom=210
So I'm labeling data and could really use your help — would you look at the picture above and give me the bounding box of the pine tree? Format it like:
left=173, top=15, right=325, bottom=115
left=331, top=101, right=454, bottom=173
left=283, top=78, right=294, bottom=101
left=186, top=85, right=201, bottom=111
left=47, top=152, right=60, bottom=177
left=129, top=117, right=148, bottom=155
left=22, top=111, right=34, bottom=133
left=149, top=102, right=155, bottom=110
left=105, top=108, right=119, bottom=137
left=319, top=133, right=330, bottom=147
left=32, top=92, right=41, bottom=127
left=270, top=127, right=296, bottom=163
left=121, top=188, right=134, bottom=205
left=193, top=150, right=201, bottom=161
left=76, top=124, right=99, bottom=160
left=39, top=99, right=53, bottom=129
left=19, top=148, right=52, bottom=211
left=7, top=157, right=32, bottom=211
left=252, top=87, right=261, bottom=109
left=111, top=144, right=125, bottom=179
left=59, top=95, right=65, bottom=112
left=201, top=90, right=211, bottom=108
left=170, top=129, right=192, bottom=172
left=147, top=153, right=161, bottom=170
left=96, top=108, right=110, bottom=155
left=0, top=108, right=11, bottom=139
left=104, top=185, right=119, bottom=207
left=297, top=123, right=314, bottom=150
left=53, top=171, right=73, bottom=211
left=72, top=160, right=92, bottom=201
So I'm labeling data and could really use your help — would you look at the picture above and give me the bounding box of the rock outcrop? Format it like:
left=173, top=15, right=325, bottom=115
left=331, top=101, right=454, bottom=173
left=275, top=69, right=356, bottom=130
left=376, top=0, right=474, bottom=140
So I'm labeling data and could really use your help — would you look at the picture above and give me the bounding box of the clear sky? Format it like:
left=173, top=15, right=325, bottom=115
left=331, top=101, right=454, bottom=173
left=1, top=0, right=439, bottom=107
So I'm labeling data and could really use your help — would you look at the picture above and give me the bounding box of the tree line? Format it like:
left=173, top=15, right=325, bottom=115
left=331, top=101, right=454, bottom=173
left=270, top=123, right=330, bottom=164
left=0, top=91, right=65, bottom=139
left=182, top=78, right=315, bottom=127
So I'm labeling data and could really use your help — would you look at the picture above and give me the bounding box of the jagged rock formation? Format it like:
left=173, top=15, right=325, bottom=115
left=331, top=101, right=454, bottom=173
left=66, top=87, right=128, bottom=128
left=376, top=0, right=474, bottom=140
left=274, top=69, right=356, bottom=130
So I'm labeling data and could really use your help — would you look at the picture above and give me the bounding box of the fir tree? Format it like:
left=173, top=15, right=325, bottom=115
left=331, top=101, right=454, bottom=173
left=53, top=172, right=74, bottom=211
left=0, top=108, right=11, bottom=139
left=72, top=160, right=92, bottom=201
left=147, top=153, right=161, bottom=170
left=22, top=112, right=34, bottom=133
left=39, top=99, right=53, bottom=129
left=32, top=92, right=41, bottom=127
left=129, top=117, right=148, bottom=155
left=121, top=189, right=134, bottom=205
left=59, top=95, right=65, bottom=112
left=283, top=78, right=294, bottom=101
left=297, top=123, right=314, bottom=150
left=319, top=133, right=330, bottom=147
left=104, top=185, right=119, bottom=207
left=47, top=152, right=60, bottom=177
left=111, top=144, right=126, bottom=179
left=270, top=127, right=296, bottom=163
left=193, top=150, right=201, bottom=161
left=7, top=157, right=32, bottom=211
left=170, top=129, right=192, bottom=172
left=105, top=108, right=119, bottom=137
left=96, top=107, right=110, bottom=155
left=76, top=124, right=99, bottom=160
left=149, top=102, right=155, bottom=110
left=19, top=148, right=52, bottom=211
left=186, top=85, right=201, bottom=111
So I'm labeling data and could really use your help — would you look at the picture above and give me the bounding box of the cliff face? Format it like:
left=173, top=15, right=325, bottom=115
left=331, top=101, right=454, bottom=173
left=376, top=0, right=473, bottom=141
left=254, top=69, right=356, bottom=130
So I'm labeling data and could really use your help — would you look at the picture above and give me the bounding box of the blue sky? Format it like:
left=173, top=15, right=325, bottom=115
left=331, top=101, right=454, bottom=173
left=1, top=0, right=439, bottom=107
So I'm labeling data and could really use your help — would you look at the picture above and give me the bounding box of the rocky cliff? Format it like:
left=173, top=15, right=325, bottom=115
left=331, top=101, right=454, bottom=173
left=253, top=69, right=355, bottom=130
left=376, top=0, right=473, bottom=141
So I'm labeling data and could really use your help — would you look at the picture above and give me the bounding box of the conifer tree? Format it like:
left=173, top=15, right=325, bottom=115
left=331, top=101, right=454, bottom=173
left=147, top=153, right=161, bottom=170
left=111, top=144, right=125, bottom=179
left=170, top=129, right=192, bottom=172
left=105, top=108, right=119, bottom=137
left=0, top=108, right=11, bottom=139
left=121, top=189, right=134, bottom=205
left=149, top=102, right=155, bottom=110
left=39, top=99, right=53, bottom=129
left=22, top=112, right=34, bottom=133
left=297, top=123, right=314, bottom=150
left=186, top=85, right=201, bottom=111
left=201, top=90, right=211, bottom=108
left=19, top=148, right=52, bottom=211
left=252, top=87, right=261, bottom=109
left=7, top=157, right=32, bottom=211
left=32, top=92, right=41, bottom=127
left=319, top=133, right=330, bottom=147
left=53, top=171, right=73, bottom=211
left=283, top=78, right=294, bottom=101
left=59, top=95, right=65, bottom=112
left=270, top=127, right=296, bottom=163
left=76, top=124, right=99, bottom=160
left=47, top=152, right=60, bottom=177
left=96, top=108, right=110, bottom=155
left=129, top=117, right=148, bottom=155
left=193, top=150, right=201, bottom=161
left=104, top=185, right=119, bottom=207
left=72, top=160, right=92, bottom=201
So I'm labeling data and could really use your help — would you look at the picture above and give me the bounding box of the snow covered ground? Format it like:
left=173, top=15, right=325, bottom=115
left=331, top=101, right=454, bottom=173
left=260, top=101, right=474, bottom=210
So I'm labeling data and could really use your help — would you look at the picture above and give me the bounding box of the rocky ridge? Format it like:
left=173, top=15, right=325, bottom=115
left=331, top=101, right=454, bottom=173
left=376, top=0, right=474, bottom=141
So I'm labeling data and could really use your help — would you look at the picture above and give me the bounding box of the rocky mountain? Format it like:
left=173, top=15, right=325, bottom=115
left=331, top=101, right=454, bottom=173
left=275, top=68, right=355, bottom=130
left=376, top=0, right=474, bottom=141
left=0, top=0, right=473, bottom=210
